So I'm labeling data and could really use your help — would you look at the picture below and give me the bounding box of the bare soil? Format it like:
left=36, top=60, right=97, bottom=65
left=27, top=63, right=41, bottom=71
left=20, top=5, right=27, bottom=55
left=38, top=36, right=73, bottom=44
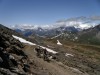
left=23, top=45, right=88, bottom=75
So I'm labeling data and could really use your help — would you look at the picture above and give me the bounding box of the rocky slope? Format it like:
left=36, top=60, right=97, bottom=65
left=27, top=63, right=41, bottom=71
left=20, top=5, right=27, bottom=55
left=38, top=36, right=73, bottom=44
left=0, top=24, right=34, bottom=75
left=77, top=24, right=100, bottom=45
left=40, top=38, right=100, bottom=75
left=44, top=24, right=100, bottom=45
left=0, top=24, right=90, bottom=75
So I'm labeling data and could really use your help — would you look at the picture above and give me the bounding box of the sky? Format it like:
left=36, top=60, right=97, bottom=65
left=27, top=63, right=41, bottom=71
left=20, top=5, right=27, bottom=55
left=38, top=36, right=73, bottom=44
left=0, top=0, right=100, bottom=27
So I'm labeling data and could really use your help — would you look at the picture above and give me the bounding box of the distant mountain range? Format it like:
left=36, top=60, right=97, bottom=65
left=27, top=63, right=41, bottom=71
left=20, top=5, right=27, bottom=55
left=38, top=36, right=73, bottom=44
left=11, top=16, right=100, bottom=37
left=11, top=16, right=100, bottom=30
left=10, top=16, right=100, bottom=45
left=50, top=24, right=100, bottom=45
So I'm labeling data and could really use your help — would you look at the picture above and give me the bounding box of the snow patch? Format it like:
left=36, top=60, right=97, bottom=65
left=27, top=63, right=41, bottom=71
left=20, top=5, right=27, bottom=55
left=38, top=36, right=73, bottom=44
left=51, top=33, right=64, bottom=39
left=12, top=35, right=58, bottom=54
left=57, top=40, right=62, bottom=45
left=75, top=37, right=78, bottom=40
left=12, top=35, right=36, bottom=45
left=39, top=45, right=58, bottom=54
left=65, top=53, right=73, bottom=57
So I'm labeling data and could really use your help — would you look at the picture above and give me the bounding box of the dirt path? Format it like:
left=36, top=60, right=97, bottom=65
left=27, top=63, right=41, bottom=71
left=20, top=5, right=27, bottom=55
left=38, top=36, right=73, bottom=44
left=23, top=45, right=89, bottom=75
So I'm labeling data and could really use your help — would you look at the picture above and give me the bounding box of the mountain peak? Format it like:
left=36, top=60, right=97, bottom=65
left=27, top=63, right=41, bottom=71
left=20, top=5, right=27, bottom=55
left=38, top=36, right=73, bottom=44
left=11, top=16, right=100, bottom=31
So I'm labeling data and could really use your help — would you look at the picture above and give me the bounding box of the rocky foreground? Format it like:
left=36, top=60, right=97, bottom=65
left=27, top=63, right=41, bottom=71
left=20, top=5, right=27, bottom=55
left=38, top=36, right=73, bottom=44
left=0, top=26, right=33, bottom=75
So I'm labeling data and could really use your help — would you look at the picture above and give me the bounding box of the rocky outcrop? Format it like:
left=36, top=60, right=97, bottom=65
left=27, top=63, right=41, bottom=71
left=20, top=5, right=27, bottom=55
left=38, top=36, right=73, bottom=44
left=0, top=25, right=33, bottom=75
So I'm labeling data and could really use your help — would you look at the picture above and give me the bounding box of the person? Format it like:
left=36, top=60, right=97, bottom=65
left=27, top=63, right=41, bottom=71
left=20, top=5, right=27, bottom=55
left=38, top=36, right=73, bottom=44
left=35, top=46, right=41, bottom=57
left=23, top=63, right=30, bottom=72
left=43, top=48, right=48, bottom=61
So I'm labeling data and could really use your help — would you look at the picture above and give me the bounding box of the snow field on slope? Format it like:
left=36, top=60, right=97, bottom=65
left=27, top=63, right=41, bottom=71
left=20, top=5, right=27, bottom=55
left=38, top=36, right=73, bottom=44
left=12, top=35, right=58, bottom=54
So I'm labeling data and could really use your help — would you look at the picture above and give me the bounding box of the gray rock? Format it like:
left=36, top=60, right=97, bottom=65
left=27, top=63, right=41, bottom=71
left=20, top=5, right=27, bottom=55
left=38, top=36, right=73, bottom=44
left=0, top=68, right=17, bottom=75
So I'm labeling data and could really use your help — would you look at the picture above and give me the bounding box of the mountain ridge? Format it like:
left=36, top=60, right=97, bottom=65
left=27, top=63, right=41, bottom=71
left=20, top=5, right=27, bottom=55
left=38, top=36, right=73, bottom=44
left=11, top=16, right=100, bottom=31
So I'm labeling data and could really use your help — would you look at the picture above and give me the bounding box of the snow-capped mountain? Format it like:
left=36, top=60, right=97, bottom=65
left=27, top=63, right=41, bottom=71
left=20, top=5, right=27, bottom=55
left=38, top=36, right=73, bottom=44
left=11, top=16, right=100, bottom=37
left=54, top=16, right=100, bottom=30
left=11, top=24, right=38, bottom=31
left=11, top=16, right=100, bottom=30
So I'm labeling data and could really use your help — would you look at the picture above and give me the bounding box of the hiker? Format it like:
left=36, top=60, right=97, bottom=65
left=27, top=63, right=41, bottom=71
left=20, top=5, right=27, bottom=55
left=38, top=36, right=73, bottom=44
left=23, top=63, right=30, bottom=72
left=35, top=46, right=41, bottom=57
left=43, top=48, right=49, bottom=61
